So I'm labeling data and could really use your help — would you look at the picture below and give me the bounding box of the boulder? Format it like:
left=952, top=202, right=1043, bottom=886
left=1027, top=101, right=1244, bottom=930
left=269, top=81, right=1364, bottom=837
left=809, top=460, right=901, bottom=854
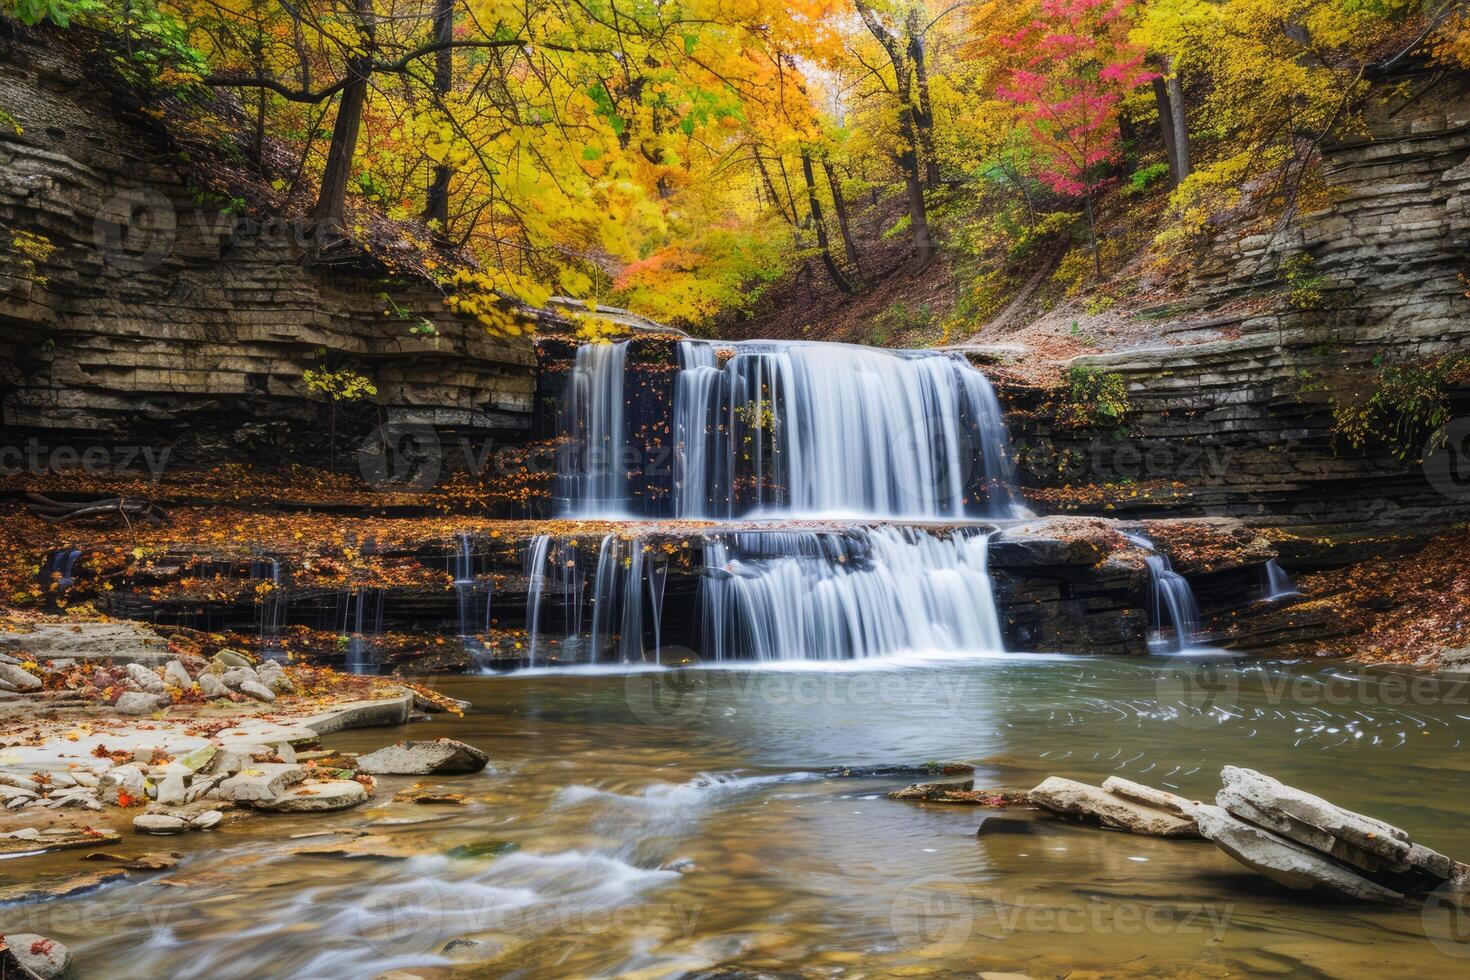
left=1217, top=767, right=1411, bottom=864
left=133, top=813, right=189, bottom=835
left=155, top=765, right=190, bottom=806
left=219, top=667, right=258, bottom=690
left=124, top=663, right=165, bottom=693
left=114, top=691, right=165, bottom=716
left=162, top=660, right=193, bottom=690
left=212, top=649, right=255, bottom=668
left=354, top=739, right=489, bottom=775
left=1029, top=776, right=1200, bottom=838
left=1194, top=804, right=1403, bottom=901
left=189, top=809, right=223, bottom=830
left=98, top=765, right=147, bottom=805
left=0, top=663, right=42, bottom=693
left=197, top=673, right=230, bottom=699
left=256, top=778, right=370, bottom=813
left=237, top=680, right=276, bottom=703
left=4, top=935, right=72, bottom=979
left=216, top=764, right=308, bottom=802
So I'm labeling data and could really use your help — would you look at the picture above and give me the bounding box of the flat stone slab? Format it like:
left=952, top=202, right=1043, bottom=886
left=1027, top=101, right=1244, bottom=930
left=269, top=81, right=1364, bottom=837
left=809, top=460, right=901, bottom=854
left=0, top=827, right=122, bottom=856
left=1217, top=766, right=1411, bottom=864
left=0, top=869, right=128, bottom=905
left=1029, top=776, right=1200, bottom=838
left=301, top=693, right=414, bottom=735
left=1102, top=776, right=1199, bottom=818
left=1194, top=804, right=1404, bottom=902
left=216, top=764, right=307, bottom=802
left=354, top=738, right=489, bottom=775
left=257, top=778, right=369, bottom=813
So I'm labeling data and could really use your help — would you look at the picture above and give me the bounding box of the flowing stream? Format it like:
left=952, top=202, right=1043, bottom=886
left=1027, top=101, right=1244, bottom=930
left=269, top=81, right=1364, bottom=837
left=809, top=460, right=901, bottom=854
left=18, top=658, right=1470, bottom=977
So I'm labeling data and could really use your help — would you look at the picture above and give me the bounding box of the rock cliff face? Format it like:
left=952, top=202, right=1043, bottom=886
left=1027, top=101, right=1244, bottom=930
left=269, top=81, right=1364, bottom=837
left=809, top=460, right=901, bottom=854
left=1001, top=73, right=1470, bottom=564
left=0, top=32, right=536, bottom=468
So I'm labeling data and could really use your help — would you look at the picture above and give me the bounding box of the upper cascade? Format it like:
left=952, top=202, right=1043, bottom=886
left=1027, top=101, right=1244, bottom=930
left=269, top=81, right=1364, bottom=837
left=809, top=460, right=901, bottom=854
left=555, top=338, right=1019, bottom=520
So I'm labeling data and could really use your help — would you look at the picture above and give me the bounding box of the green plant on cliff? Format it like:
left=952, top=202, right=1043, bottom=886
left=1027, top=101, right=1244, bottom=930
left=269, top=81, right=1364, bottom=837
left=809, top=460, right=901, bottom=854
left=1281, top=253, right=1329, bottom=310
left=303, top=359, right=378, bottom=471
left=1058, top=365, right=1130, bottom=429
left=1331, top=353, right=1469, bottom=462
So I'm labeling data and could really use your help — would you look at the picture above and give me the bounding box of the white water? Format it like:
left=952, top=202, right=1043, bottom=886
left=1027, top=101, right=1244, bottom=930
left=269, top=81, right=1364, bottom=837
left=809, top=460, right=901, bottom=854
left=673, top=340, right=1017, bottom=520
left=557, top=340, right=631, bottom=516
left=1125, top=533, right=1203, bottom=652
left=1265, top=558, right=1299, bottom=600
left=700, top=526, right=1003, bottom=661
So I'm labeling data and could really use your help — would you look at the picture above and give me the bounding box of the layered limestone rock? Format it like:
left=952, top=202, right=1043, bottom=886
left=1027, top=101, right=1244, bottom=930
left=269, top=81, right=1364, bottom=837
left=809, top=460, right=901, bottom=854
left=1002, top=78, right=1470, bottom=561
left=0, top=33, right=535, bottom=468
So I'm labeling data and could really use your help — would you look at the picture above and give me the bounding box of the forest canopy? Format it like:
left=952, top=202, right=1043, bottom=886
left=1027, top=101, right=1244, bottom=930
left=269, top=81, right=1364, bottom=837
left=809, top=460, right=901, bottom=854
left=3, top=0, right=1466, bottom=333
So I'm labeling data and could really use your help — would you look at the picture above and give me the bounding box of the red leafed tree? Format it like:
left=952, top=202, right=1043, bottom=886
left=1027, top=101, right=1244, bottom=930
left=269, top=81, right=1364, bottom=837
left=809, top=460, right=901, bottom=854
left=999, top=0, right=1152, bottom=277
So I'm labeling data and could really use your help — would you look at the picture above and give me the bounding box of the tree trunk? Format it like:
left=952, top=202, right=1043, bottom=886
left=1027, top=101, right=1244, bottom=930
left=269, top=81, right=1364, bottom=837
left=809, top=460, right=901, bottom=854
left=1084, top=189, right=1102, bottom=278
left=755, top=152, right=795, bottom=225
left=856, top=2, right=935, bottom=265
left=1151, top=55, right=1192, bottom=187
left=311, top=0, right=374, bottom=230
left=906, top=13, right=941, bottom=188
left=1166, top=68, right=1191, bottom=180
left=802, top=152, right=855, bottom=294
left=422, top=0, right=454, bottom=230
left=1152, top=75, right=1181, bottom=186
left=823, top=159, right=863, bottom=276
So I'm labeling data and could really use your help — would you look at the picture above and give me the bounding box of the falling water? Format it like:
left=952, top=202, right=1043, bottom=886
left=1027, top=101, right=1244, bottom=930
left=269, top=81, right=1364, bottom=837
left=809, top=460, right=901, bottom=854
left=673, top=341, right=1016, bottom=519
left=700, top=526, right=1003, bottom=661
left=1125, top=534, right=1202, bottom=652
left=250, top=556, right=287, bottom=662
left=1264, top=558, right=1299, bottom=600
left=524, top=535, right=552, bottom=665
left=452, top=532, right=493, bottom=649
left=557, top=340, right=631, bottom=516
left=341, top=588, right=385, bottom=674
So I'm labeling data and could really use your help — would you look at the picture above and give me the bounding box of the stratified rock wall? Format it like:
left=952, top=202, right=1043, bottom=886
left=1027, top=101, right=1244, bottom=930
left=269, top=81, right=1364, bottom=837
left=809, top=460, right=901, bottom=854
left=0, top=32, right=535, bottom=467
left=1005, top=75, right=1470, bottom=562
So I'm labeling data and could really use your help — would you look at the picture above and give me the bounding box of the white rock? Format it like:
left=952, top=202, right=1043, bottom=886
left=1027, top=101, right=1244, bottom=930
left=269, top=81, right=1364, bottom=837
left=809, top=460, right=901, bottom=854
left=209, top=745, right=271, bottom=776
left=133, top=813, right=189, bottom=835
left=5, top=934, right=72, bottom=979
left=98, top=765, right=146, bottom=805
left=274, top=742, right=297, bottom=764
left=217, top=764, right=308, bottom=802
left=115, top=691, right=165, bottom=716
left=1029, top=776, right=1200, bottom=838
left=1102, top=776, right=1200, bottom=818
left=354, top=739, right=490, bottom=775
left=162, top=660, right=193, bottom=690
left=189, top=809, right=223, bottom=830
left=238, top=680, right=276, bottom=703
left=1217, top=766, right=1411, bottom=863
left=0, top=663, right=42, bottom=693
left=256, top=778, right=369, bottom=813
left=1194, top=804, right=1403, bottom=901
left=124, top=662, right=166, bottom=693
left=198, top=673, right=230, bottom=699
left=156, top=767, right=188, bottom=806
left=219, top=667, right=259, bottom=690
left=0, top=771, right=40, bottom=791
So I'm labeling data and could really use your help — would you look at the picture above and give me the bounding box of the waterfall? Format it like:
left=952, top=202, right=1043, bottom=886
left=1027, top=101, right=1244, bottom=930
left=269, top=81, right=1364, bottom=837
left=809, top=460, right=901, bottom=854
left=557, top=340, right=631, bottom=516
left=250, top=556, right=287, bottom=662
left=673, top=341, right=1017, bottom=519
left=524, top=534, right=552, bottom=665
left=699, top=527, right=1003, bottom=661
left=452, top=532, right=493, bottom=658
left=341, top=588, right=385, bottom=674
left=1264, top=559, right=1298, bottom=600
left=1125, top=534, right=1202, bottom=652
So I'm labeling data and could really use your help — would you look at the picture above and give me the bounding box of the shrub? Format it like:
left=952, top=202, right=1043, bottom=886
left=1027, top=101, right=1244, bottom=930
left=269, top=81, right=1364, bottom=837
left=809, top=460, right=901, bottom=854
left=1332, top=354, right=1469, bottom=462
left=1058, top=365, right=1130, bottom=428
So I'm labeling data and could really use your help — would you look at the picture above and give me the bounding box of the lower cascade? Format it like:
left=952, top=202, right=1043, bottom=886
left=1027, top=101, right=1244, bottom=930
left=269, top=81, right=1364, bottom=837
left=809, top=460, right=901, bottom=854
left=1125, top=533, right=1203, bottom=652
left=518, top=525, right=1005, bottom=664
